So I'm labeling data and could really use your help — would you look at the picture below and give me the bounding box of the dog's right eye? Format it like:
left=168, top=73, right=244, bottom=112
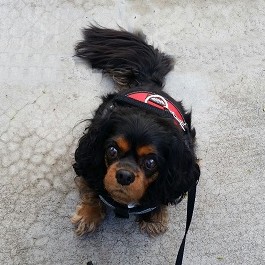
left=106, top=146, right=118, bottom=159
left=144, top=158, right=157, bottom=171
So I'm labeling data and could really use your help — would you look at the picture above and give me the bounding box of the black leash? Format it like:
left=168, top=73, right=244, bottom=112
left=175, top=183, right=197, bottom=265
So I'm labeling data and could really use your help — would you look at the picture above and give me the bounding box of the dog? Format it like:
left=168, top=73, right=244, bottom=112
left=71, top=26, right=200, bottom=237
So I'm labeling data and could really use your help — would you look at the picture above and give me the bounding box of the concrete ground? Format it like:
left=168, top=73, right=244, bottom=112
left=0, top=0, right=264, bottom=264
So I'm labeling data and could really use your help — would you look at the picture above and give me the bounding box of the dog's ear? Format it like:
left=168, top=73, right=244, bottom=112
left=73, top=119, right=106, bottom=180
left=73, top=96, right=116, bottom=181
left=157, top=135, right=200, bottom=205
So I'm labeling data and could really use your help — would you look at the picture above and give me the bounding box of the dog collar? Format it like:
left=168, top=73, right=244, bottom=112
left=115, top=91, right=187, bottom=131
left=99, top=194, right=157, bottom=218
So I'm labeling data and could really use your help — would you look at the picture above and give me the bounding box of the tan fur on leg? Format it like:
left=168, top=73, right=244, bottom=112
left=71, top=177, right=105, bottom=236
left=138, top=206, right=168, bottom=237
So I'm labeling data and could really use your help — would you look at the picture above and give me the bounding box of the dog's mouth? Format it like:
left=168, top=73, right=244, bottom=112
left=108, top=189, right=134, bottom=205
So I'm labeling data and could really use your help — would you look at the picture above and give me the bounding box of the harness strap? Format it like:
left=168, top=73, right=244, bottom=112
left=99, top=194, right=157, bottom=218
left=114, top=92, right=188, bottom=132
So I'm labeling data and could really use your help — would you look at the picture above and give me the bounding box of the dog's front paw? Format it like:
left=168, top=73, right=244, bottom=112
left=138, top=219, right=168, bottom=237
left=137, top=206, right=168, bottom=237
left=71, top=202, right=105, bottom=236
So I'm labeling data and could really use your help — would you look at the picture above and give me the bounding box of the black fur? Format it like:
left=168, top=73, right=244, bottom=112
left=75, top=26, right=174, bottom=88
left=73, top=26, right=200, bottom=208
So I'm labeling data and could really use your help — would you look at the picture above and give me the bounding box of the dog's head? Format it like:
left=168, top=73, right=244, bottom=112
left=103, top=134, right=159, bottom=205
left=74, top=100, right=200, bottom=206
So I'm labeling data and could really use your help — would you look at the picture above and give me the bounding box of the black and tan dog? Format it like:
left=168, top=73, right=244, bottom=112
left=71, top=26, right=200, bottom=237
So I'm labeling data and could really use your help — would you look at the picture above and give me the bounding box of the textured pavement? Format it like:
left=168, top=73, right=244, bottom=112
left=0, top=0, right=265, bottom=264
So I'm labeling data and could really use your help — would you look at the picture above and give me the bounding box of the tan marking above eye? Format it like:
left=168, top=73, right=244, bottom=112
left=115, top=136, right=130, bottom=153
left=137, top=145, right=157, bottom=157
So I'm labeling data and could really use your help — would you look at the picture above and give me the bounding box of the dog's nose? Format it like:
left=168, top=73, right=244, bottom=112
left=116, top=170, right=135, bottom=186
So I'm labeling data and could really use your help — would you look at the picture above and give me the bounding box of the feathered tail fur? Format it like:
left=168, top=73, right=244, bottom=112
left=75, top=26, right=174, bottom=89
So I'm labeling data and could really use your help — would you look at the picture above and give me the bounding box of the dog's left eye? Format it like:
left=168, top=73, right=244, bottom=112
left=144, top=158, right=157, bottom=171
left=106, top=146, right=118, bottom=159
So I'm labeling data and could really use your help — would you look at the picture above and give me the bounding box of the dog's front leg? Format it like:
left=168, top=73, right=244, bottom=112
left=71, top=177, right=106, bottom=236
left=137, top=206, right=168, bottom=237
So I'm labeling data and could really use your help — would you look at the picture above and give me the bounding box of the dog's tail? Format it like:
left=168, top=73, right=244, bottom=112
left=75, top=26, right=174, bottom=89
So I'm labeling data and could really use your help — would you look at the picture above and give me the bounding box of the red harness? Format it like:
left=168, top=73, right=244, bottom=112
left=125, top=91, right=187, bottom=131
